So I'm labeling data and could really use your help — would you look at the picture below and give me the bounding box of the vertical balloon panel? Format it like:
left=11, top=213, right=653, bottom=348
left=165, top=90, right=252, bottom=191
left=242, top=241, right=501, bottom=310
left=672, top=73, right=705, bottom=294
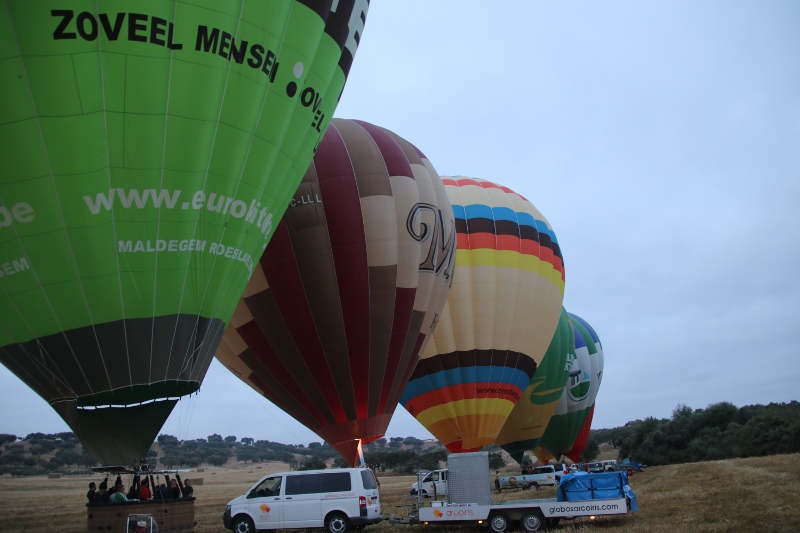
left=401, top=177, right=565, bottom=453
left=535, top=313, right=604, bottom=460
left=0, top=0, right=369, bottom=465
left=216, top=119, right=455, bottom=466
left=496, top=307, right=574, bottom=464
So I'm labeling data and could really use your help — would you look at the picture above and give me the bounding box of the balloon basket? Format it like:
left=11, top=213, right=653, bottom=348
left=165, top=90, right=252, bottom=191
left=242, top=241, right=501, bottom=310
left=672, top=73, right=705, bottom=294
left=86, top=498, right=195, bottom=533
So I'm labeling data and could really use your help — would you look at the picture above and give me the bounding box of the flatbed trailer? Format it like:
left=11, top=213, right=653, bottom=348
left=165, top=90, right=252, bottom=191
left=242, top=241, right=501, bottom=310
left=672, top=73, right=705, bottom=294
left=417, top=497, right=630, bottom=532
left=389, top=452, right=636, bottom=533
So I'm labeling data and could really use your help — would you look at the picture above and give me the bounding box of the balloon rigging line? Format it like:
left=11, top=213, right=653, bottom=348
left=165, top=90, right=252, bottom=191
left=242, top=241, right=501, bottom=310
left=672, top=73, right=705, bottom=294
left=247, top=388, right=314, bottom=445
left=92, top=0, right=133, bottom=391
left=168, top=0, right=254, bottom=382
left=179, top=0, right=298, bottom=363
left=150, top=0, right=180, bottom=382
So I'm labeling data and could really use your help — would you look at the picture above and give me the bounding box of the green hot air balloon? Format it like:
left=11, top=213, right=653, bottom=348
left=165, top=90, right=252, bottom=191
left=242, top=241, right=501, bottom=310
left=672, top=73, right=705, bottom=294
left=534, top=313, right=603, bottom=461
left=0, top=0, right=369, bottom=466
left=496, top=307, right=574, bottom=464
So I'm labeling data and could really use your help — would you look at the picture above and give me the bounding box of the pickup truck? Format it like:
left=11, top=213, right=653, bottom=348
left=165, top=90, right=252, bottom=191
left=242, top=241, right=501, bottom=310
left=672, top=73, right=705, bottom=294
left=621, top=457, right=645, bottom=472
left=497, top=464, right=568, bottom=490
left=410, top=469, right=448, bottom=497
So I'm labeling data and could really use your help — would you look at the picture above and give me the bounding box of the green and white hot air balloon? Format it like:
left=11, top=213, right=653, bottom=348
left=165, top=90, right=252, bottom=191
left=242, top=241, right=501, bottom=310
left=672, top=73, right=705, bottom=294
left=0, top=0, right=369, bottom=466
left=533, top=312, right=603, bottom=461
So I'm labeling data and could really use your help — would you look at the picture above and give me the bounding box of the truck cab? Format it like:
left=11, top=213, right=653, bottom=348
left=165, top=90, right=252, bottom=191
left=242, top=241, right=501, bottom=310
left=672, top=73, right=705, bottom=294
left=410, top=469, right=448, bottom=497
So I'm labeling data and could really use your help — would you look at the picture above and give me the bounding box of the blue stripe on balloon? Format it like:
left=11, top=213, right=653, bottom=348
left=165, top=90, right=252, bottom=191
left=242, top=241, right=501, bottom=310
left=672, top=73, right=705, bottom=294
left=400, top=367, right=531, bottom=405
left=573, top=324, right=588, bottom=349
left=569, top=313, right=600, bottom=343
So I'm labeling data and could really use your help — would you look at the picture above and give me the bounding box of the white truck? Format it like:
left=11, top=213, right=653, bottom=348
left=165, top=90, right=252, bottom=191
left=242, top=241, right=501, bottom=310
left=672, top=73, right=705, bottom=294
left=410, top=469, right=448, bottom=497
left=392, top=452, right=637, bottom=533
left=497, top=464, right=568, bottom=490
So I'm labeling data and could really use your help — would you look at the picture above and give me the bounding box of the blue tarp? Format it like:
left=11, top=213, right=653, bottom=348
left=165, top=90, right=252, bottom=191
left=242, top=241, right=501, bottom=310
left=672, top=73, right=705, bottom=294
left=557, top=472, right=638, bottom=512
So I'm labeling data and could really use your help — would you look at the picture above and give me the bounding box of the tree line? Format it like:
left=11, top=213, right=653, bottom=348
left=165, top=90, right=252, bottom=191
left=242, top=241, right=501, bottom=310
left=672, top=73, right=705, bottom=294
left=591, top=401, right=800, bottom=466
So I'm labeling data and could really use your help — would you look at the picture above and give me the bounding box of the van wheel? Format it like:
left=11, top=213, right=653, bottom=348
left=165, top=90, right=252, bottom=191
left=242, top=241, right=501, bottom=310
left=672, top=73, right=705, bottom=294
left=232, top=515, right=255, bottom=533
left=530, top=482, right=539, bottom=490
left=521, top=511, right=544, bottom=532
left=326, top=512, right=350, bottom=533
left=489, top=514, right=508, bottom=533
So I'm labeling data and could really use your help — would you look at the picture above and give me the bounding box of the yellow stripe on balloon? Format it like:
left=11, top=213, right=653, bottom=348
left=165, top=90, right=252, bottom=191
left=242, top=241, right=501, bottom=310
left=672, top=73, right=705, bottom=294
left=415, top=397, right=516, bottom=428
left=426, top=414, right=512, bottom=448
left=456, top=249, right=565, bottom=293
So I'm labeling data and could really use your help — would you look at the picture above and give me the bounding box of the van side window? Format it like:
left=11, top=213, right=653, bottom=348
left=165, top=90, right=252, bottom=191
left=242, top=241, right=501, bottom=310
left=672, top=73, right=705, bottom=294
left=284, top=473, right=351, bottom=494
left=286, top=474, right=322, bottom=495
left=533, top=467, right=549, bottom=475
left=320, top=472, right=352, bottom=493
left=432, top=472, right=440, bottom=482
left=251, top=476, right=282, bottom=498
left=360, top=470, right=377, bottom=490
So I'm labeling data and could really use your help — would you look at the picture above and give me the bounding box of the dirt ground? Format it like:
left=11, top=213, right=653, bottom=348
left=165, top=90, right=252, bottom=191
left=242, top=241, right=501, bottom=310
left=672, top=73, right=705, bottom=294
left=0, top=453, right=797, bottom=532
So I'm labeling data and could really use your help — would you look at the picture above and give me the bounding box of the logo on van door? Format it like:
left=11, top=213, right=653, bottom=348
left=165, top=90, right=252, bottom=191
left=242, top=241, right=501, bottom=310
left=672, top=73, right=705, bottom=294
left=260, top=504, right=271, bottom=514
left=323, top=493, right=355, bottom=499
left=433, top=510, right=443, bottom=518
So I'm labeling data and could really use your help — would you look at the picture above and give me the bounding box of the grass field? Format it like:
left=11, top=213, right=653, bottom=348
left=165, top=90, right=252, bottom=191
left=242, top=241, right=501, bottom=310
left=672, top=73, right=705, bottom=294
left=0, top=453, right=797, bottom=532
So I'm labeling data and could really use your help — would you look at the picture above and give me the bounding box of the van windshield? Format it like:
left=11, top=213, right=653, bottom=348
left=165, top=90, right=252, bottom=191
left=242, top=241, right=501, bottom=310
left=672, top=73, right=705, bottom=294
left=361, top=470, right=377, bottom=490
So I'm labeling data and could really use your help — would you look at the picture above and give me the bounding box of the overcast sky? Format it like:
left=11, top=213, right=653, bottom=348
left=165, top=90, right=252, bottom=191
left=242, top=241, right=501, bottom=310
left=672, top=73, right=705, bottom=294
left=2, top=1, right=798, bottom=445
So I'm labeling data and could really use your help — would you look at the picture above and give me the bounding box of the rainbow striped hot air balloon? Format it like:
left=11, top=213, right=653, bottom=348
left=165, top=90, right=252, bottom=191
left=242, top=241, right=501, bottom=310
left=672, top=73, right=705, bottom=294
left=401, top=177, right=565, bottom=453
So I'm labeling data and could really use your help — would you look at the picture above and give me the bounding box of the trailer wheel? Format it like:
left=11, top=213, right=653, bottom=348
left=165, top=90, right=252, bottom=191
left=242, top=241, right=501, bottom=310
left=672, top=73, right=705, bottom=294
left=521, top=511, right=544, bottom=532
left=489, top=513, right=509, bottom=533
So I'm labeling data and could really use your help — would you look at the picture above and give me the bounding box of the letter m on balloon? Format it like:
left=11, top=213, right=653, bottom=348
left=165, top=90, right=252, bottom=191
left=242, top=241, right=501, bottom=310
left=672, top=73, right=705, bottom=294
left=406, top=203, right=456, bottom=280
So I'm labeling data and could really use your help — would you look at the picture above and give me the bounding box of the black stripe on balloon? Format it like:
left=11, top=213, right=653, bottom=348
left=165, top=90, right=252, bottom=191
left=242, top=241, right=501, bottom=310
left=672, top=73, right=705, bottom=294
left=410, top=349, right=538, bottom=381
left=454, top=217, right=564, bottom=261
left=0, top=315, right=222, bottom=406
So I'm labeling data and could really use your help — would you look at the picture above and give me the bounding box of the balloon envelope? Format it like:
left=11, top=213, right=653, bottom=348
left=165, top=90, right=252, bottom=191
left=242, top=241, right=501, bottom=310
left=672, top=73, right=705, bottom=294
left=216, top=118, right=455, bottom=466
left=496, top=307, right=574, bottom=464
left=563, top=403, right=595, bottom=463
left=401, top=177, right=565, bottom=453
left=535, top=313, right=604, bottom=460
left=0, top=1, right=368, bottom=465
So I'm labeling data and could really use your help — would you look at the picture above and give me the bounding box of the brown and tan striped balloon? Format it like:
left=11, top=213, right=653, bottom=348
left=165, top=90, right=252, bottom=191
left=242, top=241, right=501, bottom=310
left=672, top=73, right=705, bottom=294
left=215, top=119, right=455, bottom=465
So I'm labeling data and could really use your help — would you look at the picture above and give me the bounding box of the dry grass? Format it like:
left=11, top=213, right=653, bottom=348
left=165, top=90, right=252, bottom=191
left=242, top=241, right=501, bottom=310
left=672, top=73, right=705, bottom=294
left=0, top=454, right=797, bottom=532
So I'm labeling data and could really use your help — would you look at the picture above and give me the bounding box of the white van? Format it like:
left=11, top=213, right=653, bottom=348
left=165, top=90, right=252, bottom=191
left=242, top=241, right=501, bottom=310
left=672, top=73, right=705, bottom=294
left=410, top=469, right=448, bottom=496
left=223, top=468, right=382, bottom=533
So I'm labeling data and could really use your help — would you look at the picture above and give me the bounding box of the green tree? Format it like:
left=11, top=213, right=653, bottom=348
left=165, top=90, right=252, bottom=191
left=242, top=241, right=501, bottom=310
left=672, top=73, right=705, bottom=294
left=582, top=438, right=600, bottom=462
left=207, top=453, right=228, bottom=466
left=299, top=456, right=327, bottom=470
left=55, top=449, right=80, bottom=467
left=157, top=434, right=179, bottom=445
left=488, top=453, right=505, bottom=470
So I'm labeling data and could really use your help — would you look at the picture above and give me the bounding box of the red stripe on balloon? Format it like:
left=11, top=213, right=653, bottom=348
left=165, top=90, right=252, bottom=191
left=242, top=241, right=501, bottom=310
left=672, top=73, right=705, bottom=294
left=388, top=332, right=427, bottom=411
left=377, top=287, right=417, bottom=414
left=563, top=404, right=595, bottom=463
left=237, top=320, right=329, bottom=427
left=352, top=120, right=415, bottom=178
left=260, top=221, right=347, bottom=422
left=314, top=123, right=370, bottom=419
left=403, top=382, right=523, bottom=417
